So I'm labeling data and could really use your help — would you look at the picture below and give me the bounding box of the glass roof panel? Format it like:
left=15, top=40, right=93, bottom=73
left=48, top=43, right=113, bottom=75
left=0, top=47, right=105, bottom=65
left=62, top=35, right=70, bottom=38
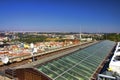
left=36, top=40, right=115, bottom=80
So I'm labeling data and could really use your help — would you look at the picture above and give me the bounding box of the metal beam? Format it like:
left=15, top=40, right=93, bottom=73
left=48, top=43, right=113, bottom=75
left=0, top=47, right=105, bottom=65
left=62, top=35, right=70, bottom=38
left=98, top=74, right=116, bottom=80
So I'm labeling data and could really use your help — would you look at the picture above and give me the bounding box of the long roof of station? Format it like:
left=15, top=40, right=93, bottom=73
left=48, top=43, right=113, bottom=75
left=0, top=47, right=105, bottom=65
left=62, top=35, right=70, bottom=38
left=36, top=40, right=115, bottom=80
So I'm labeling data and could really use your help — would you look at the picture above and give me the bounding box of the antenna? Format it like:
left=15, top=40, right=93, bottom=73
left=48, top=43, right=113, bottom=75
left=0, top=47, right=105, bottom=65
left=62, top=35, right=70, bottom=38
left=1, top=55, right=9, bottom=80
left=31, top=48, right=37, bottom=62
left=30, top=43, right=35, bottom=62
left=1, top=55, right=9, bottom=64
left=30, top=43, right=34, bottom=48
left=33, top=48, right=37, bottom=53
left=80, top=25, right=82, bottom=40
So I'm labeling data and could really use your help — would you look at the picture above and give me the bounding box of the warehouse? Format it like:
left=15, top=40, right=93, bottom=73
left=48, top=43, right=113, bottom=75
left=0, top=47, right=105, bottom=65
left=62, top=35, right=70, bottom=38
left=11, top=40, right=115, bottom=80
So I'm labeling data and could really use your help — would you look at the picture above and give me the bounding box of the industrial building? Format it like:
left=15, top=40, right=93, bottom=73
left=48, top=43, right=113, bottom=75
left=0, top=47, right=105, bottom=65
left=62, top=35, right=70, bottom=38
left=8, top=40, right=116, bottom=80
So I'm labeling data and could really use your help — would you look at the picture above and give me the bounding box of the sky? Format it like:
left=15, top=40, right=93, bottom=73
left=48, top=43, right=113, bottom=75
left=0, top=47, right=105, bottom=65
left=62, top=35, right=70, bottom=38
left=0, top=0, right=120, bottom=33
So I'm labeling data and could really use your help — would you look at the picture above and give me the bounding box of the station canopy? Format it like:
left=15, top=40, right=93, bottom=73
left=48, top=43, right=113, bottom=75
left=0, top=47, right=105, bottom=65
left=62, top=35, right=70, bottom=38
left=36, top=40, right=115, bottom=80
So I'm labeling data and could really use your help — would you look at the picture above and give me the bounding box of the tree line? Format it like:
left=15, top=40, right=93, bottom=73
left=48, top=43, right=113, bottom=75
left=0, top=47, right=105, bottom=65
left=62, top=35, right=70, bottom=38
left=103, top=33, right=120, bottom=42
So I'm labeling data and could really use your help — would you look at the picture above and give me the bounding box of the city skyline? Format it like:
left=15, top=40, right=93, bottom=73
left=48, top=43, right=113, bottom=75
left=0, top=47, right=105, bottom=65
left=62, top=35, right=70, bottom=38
left=0, top=0, right=120, bottom=33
